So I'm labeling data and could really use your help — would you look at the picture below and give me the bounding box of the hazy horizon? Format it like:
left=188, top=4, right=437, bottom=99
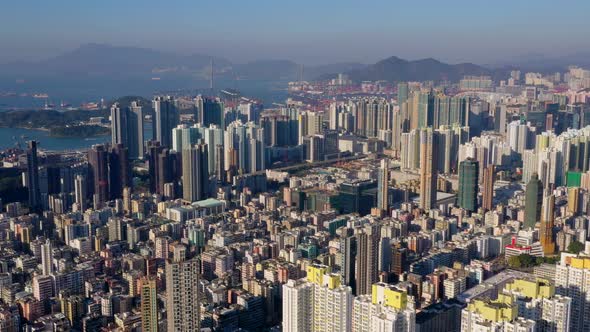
left=2, top=0, right=590, bottom=66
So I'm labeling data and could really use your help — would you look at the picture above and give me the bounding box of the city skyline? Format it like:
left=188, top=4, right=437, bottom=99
left=3, top=2, right=590, bottom=331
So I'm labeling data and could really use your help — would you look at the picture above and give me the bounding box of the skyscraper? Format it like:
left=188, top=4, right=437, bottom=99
left=147, top=141, right=178, bottom=196
left=74, top=175, right=86, bottom=212
left=482, top=165, right=495, bottom=211
left=88, top=144, right=109, bottom=206
left=352, top=283, right=415, bottom=332
left=140, top=277, right=158, bottom=332
left=166, top=257, right=200, bottom=331
left=26, top=141, right=41, bottom=211
left=556, top=255, right=590, bottom=332
left=128, top=101, right=144, bottom=159
left=419, top=129, right=438, bottom=210
left=377, top=158, right=390, bottom=212
left=337, top=228, right=357, bottom=294
left=41, top=239, right=53, bottom=275
left=282, top=279, right=312, bottom=332
left=214, top=144, right=225, bottom=183
left=539, top=193, right=555, bottom=255
left=153, top=96, right=179, bottom=148
left=182, top=143, right=209, bottom=202
left=417, top=91, right=435, bottom=128
left=524, top=173, right=543, bottom=229
left=355, top=224, right=380, bottom=295
left=397, top=82, right=409, bottom=107
left=458, top=158, right=479, bottom=212
left=111, top=101, right=144, bottom=159
left=110, top=103, right=127, bottom=148
left=282, top=264, right=353, bottom=332
left=108, top=143, right=130, bottom=199
left=196, top=96, right=224, bottom=128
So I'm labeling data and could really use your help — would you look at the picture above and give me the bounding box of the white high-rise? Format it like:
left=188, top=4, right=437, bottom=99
left=282, top=279, right=312, bottom=332
left=165, top=257, right=200, bottom=331
left=282, top=264, right=352, bottom=332
left=74, top=175, right=86, bottom=212
left=41, top=239, right=53, bottom=275
left=352, top=283, right=415, bottom=332
left=555, top=253, right=590, bottom=332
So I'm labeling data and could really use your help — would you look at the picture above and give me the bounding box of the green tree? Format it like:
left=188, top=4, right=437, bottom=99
left=568, top=241, right=585, bottom=254
left=508, top=256, right=522, bottom=268
left=519, top=254, right=535, bottom=268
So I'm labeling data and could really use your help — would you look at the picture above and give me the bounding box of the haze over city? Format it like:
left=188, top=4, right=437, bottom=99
left=2, top=1, right=590, bottom=332
left=2, top=0, right=590, bottom=65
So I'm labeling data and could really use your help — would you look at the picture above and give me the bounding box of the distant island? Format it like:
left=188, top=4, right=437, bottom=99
left=49, top=125, right=110, bottom=138
left=0, top=96, right=151, bottom=138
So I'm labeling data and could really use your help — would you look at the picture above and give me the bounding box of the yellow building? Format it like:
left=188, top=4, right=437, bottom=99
left=503, top=278, right=554, bottom=299
left=371, top=282, right=408, bottom=310
left=465, top=294, right=517, bottom=323
left=140, top=277, right=158, bottom=332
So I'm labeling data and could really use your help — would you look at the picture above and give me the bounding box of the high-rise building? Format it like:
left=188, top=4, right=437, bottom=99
left=108, top=144, right=130, bottom=199
left=282, top=264, right=352, bottom=332
left=166, top=257, right=200, bottom=331
left=482, top=165, right=495, bottom=211
left=111, top=101, right=144, bottom=159
left=74, top=175, right=86, bottom=212
left=110, top=103, right=127, bottom=149
left=524, top=173, right=543, bottom=229
left=182, top=143, right=209, bottom=202
left=33, top=274, right=54, bottom=301
left=26, top=141, right=41, bottom=211
left=282, top=279, right=312, bottom=332
left=41, top=239, right=53, bottom=275
left=302, top=135, right=325, bottom=162
left=224, top=120, right=265, bottom=174
left=196, top=96, right=224, bottom=128
left=462, top=277, right=570, bottom=332
left=337, top=228, right=357, bottom=294
left=352, top=283, right=415, bottom=332
left=140, top=277, right=158, bottom=332
left=397, top=82, right=409, bottom=107
left=153, top=96, right=179, bottom=148
left=355, top=224, right=380, bottom=295
left=417, top=91, right=435, bottom=128
left=556, top=254, right=590, bottom=332
left=88, top=144, right=109, bottom=206
left=539, top=194, right=556, bottom=255
left=461, top=294, right=536, bottom=331
left=377, top=159, right=390, bottom=212
left=391, top=247, right=408, bottom=281
left=147, top=141, right=178, bottom=196
left=128, top=101, right=144, bottom=159
left=458, top=158, right=479, bottom=212
left=419, top=129, right=438, bottom=210
left=214, top=144, right=225, bottom=183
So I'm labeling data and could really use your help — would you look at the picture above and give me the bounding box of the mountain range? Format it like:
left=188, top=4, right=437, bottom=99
left=0, top=44, right=583, bottom=86
left=324, top=56, right=507, bottom=83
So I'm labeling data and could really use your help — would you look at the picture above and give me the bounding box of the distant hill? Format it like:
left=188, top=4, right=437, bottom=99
left=0, top=44, right=367, bottom=82
left=0, top=43, right=231, bottom=78
left=319, top=56, right=506, bottom=83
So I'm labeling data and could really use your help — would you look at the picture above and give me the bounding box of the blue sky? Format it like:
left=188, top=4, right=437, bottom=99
left=1, top=0, right=589, bottom=64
